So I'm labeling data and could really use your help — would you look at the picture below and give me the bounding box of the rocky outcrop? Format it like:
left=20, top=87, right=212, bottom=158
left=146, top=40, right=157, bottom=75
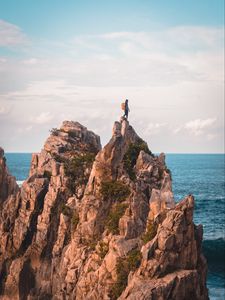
left=0, top=147, right=18, bottom=206
left=121, top=196, right=208, bottom=300
left=0, top=119, right=208, bottom=300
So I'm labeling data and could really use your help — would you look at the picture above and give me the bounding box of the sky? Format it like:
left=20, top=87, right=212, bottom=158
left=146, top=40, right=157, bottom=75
left=0, top=0, right=224, bottom=153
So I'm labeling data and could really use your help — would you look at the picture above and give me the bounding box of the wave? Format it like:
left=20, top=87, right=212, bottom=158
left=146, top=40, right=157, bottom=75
left=203, top=238, right=225, bottom=267
left=16, top=180, right=24, bottom=187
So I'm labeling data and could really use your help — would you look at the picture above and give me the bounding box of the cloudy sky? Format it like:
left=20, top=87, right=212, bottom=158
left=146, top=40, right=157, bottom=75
left=0, top=0, right=224, bottom=153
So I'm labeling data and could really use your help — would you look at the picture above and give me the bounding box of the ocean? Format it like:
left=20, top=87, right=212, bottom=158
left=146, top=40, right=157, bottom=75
left=166, top=154, right=225, bottom=300
left=4, top=153, right=225, bottom=300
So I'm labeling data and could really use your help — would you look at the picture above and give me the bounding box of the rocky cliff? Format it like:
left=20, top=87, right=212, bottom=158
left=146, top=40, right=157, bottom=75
left=0, top=119, right=208, bottom=300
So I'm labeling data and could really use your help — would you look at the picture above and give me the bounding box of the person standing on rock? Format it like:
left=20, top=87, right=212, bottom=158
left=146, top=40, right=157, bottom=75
left=122, top=99, right=130, bottom=119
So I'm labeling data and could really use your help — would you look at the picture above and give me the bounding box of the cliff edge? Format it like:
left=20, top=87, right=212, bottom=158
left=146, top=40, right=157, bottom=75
left=0, top=119, right=208, bottom=300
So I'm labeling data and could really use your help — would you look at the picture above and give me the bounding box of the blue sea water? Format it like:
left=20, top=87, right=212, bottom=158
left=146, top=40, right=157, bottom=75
left=166, top=154, right=225, bottom=300
left=5, top=153, right=32, bottom=185
left=4, top=153, right=225, bottom=299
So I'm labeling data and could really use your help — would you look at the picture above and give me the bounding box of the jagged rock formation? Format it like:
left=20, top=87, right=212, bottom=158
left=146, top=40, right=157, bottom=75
left=0, top=120, right=209, bottom=300
left=0, top=147, right=19, bottom=205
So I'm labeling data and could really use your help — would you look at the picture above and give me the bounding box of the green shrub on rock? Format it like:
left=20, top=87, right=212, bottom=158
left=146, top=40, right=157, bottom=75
left=71, top=211, right=79, bottom=230
left=100, top=181, right=130, bottom=202
left=50, top=128, right=59, bottom=136
left=126, top=248, right=142, bottom=270
left=64, top=152, right=95, bottom=192
left=65, top=153, right=95, bottom=178
left=60, top=204, right=79, bottom=232
left=43, top=170, right=52, bottom=180
left=61, top=203, right=72, bottom=217
left=141, top=221, right=158, bottom=244
left=109, top=248, right=142, bottom=299
left=86, top=240, right=97, bottom=251
left=106, top=203, right=128, bottom=234
left=123, top=140, right=152, bottom=180
left=98, top=241, right=109, bottom=259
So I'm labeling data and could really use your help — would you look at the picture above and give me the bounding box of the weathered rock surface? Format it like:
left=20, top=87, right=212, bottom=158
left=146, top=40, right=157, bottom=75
left=0, top=120, right=208, bottom=300
left=0, top=147, right=18, bottom=206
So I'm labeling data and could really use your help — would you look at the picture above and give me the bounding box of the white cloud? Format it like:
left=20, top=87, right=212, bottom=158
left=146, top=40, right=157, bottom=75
left=0, top=25, right=224, bottom=152
left=66, top=27, right=223, bottom=84
left=207, top=133, right=217, bottom=141
left=23, top=58, right=38, bottom=65
left=97, top=32, right=130, bottom=39
left=0, top=57, right=7, bottom=63
left=173, top=127, right=182, bottom=135
left=0, top=106, right=7, bottom=114
left=25, top=125, right=33, bottom=131
left=0, top=19, right=28, bottom=47
left=166, top=26, right=223, bottom=49
left=85, top=27, right=223, bottom=56
left=184, top=118, right=217, bottom=136
left=0, top=105, right=11, bottom=116
left=17, top=125, right=33, bottom=134
left=30, top=112, right=53, bottom=124
left=0, top=26, right=223, bottom=94
left=144, top=122, right=167, bottom=136
left=2, top=80, right=72, bottom=101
